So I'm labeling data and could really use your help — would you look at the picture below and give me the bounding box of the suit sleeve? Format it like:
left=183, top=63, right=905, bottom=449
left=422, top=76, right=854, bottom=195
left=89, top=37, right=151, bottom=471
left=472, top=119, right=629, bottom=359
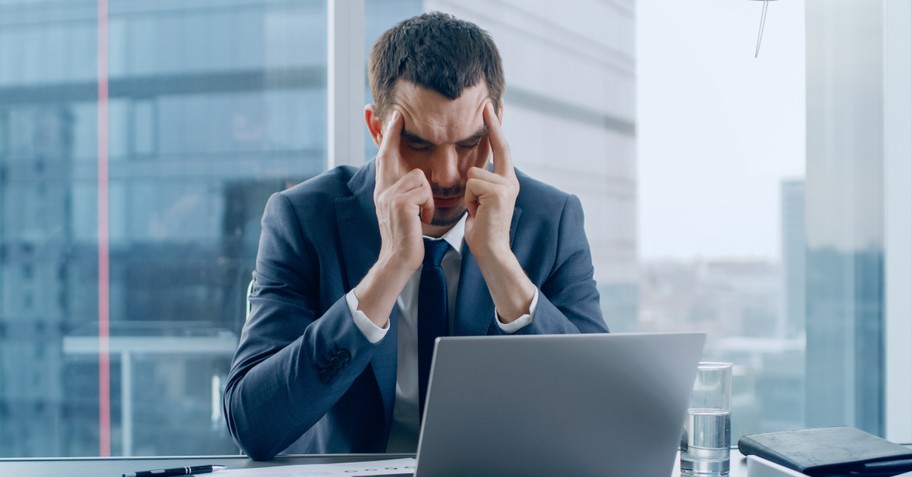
left=497, top=194, right=609, bottom=335
left=223, top=192, right=381, bottom=460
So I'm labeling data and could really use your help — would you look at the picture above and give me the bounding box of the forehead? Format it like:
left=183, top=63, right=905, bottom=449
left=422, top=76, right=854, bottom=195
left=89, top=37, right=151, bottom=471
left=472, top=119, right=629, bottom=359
left=392, top=80, right=489, bottom=143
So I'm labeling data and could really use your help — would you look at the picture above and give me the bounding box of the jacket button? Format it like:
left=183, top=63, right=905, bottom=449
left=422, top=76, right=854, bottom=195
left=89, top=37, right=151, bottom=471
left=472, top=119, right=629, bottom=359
left=337, top=349, right=351, bottom=364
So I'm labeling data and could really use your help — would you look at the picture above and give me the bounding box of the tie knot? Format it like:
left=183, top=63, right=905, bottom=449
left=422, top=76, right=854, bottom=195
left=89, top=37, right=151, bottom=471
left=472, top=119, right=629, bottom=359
left=423, top=238, right=450, bottom=267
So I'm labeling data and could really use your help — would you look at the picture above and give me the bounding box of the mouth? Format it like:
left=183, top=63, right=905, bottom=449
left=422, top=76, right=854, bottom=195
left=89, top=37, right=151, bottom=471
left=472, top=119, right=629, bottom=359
left=433, top=196, right=462, bottom=208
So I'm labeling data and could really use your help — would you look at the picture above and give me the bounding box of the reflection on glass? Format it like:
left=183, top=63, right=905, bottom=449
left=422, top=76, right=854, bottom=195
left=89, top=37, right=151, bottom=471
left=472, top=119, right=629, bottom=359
left=805, top=0, right=884, bottom=437
left=0, top=0, right=327, bottom=456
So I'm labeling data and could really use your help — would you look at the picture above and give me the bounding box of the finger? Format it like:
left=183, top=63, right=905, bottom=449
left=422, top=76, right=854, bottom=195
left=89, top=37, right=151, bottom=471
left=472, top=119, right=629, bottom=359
left=388, top=168, right=430, bottom=194
left=379, top=110, right=402, bottom=157
left=464, top=181, right=479, bottom=218
left=466, top=165, right=505, bottom=184
left=413, top=171, right=435, bottom=224
left=376, top=110, right=403, bottom=188
left=419, top=193, right=435, bottom=225
left=398, top=181, right=435, bottom=225
left=465, top=176, right=502, bottom=201
left=483, top=102, right=514, bottom=178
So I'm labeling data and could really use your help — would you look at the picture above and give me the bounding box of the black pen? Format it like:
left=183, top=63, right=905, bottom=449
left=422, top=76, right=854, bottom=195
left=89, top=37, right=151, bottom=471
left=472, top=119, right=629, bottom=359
left=122, top=464, right=226, bottom=477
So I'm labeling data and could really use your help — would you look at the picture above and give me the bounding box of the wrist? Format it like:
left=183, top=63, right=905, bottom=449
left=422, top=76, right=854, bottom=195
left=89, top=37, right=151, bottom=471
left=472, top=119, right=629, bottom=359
left=495, top=280, right=536, bottom=323
left=474, top=248, right=535, bottom=322
left=354, top=257, right=414, bottom=328
left=375, top=250, right=420, bottom=280
left=468, top=239, right=511, bottom=261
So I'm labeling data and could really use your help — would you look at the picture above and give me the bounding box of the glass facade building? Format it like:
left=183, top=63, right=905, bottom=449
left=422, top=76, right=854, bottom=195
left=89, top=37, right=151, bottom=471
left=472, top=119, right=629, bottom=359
left=0, top=0, right=328, bottom=456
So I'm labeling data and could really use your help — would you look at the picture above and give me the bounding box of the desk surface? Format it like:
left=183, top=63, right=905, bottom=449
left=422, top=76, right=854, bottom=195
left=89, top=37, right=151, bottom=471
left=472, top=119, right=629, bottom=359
left=0, top=450, right=749, bottom=477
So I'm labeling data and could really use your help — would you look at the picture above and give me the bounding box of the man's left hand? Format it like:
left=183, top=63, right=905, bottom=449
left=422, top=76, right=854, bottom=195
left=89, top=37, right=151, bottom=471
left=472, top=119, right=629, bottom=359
left=464, top=102, right=535, bottom=324
left=464, top=102, right=519, bottom=258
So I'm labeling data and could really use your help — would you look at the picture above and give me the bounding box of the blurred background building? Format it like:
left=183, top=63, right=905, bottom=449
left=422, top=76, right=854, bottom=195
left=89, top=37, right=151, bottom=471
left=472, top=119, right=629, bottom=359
left=0, top=0, right=328, bottom=456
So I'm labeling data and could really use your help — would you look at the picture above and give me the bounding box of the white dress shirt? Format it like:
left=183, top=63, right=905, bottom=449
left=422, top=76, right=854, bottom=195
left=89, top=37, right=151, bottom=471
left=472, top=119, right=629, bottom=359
left=344, top=212, right=539, bottom=452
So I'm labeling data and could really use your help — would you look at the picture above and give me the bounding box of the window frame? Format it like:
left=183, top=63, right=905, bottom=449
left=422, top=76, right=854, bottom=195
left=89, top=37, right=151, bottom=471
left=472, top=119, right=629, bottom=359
left=327, top=0, right=365, bottom=168
left=884, top=0, right=912, bottom=444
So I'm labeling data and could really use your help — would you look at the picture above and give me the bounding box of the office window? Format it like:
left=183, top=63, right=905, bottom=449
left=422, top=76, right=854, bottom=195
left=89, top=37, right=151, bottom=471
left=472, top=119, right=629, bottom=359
left=1, top=0, right=908, bottom=459
left=639, top=0, right=912, bottom=442
left=0, top=0, right=327, bottom=457
left=638, top=1, right=807, bottom=441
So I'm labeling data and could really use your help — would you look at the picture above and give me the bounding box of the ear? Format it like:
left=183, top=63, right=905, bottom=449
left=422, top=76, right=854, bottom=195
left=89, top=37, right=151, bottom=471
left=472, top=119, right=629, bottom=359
left=497, top=99, right=504, bottom=124
left=364, top=104, right=383, bottom=148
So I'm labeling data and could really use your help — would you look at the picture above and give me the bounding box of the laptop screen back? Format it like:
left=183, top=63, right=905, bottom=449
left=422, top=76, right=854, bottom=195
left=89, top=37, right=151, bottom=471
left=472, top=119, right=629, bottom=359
left=414, top=333, right=705, bottom=477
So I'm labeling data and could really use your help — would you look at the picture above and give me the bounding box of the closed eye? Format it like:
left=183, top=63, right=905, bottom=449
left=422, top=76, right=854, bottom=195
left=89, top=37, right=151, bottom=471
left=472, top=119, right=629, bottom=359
left=401, top=130, right=433, bottom=152
left=405, top=141, right=431, bottom=152
left=405, top=141, right=432, bottom=152
left=456, top=127, right=487, bottom=150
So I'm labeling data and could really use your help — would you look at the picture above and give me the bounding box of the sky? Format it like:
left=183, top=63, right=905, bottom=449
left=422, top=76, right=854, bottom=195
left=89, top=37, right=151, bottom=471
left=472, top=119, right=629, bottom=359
left=636, top=0, right=806, bottom=261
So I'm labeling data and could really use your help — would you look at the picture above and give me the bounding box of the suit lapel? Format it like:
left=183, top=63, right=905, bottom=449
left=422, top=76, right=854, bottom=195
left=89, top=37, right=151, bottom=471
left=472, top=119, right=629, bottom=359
left=333, top=162, right=397, bottom=427
left=454, top=206, right=523, bottom=336
left=334, top=169, right=379, bottom=291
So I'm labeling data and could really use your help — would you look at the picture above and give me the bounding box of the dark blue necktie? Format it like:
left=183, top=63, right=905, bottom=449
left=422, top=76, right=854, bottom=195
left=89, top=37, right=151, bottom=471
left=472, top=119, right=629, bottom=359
left=418, top=238, right=450, bottom=420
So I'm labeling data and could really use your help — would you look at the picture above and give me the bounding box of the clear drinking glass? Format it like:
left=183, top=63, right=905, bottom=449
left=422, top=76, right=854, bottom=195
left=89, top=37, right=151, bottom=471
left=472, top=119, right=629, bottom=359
left=680, top=362, right=733, bottom=476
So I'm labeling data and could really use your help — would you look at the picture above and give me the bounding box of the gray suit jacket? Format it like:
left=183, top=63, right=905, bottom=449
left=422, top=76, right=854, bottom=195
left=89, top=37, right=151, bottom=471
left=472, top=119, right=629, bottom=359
left=223, top=162, right=608, bottom=460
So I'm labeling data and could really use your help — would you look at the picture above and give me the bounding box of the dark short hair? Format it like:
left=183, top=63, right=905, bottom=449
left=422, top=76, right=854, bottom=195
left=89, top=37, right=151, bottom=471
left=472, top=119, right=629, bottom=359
left=368, top=12, right=505, bottom=119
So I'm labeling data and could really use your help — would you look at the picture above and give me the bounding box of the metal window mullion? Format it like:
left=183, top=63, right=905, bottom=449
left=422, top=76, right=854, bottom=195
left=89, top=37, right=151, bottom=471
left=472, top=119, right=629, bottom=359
left=327, top=0, right=365, bottom=169
left=884, top=0, right=912, bottom=444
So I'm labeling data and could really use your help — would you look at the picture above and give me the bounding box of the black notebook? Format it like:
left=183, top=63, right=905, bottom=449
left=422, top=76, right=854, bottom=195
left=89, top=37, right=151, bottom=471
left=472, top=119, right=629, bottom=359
left=738, top=426, right=912, bottom=476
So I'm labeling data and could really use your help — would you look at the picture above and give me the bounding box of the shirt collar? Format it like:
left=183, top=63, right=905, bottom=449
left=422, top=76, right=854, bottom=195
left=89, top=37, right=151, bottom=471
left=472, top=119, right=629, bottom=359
left=423, top=212, right=467, bottom=256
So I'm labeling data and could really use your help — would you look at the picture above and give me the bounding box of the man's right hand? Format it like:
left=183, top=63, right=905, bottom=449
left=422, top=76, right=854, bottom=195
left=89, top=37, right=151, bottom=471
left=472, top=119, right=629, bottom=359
left=373, top=110, right=434, bottom=275
left=354, top=110, right=433, bottom=328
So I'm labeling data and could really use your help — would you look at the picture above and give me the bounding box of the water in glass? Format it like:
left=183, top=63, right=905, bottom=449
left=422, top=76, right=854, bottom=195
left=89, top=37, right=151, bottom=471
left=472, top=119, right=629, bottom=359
left=680, top=408, right=731, bottom=476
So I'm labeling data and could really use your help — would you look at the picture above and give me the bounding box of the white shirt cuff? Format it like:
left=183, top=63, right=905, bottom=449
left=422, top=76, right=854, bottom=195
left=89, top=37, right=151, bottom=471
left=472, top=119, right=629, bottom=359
left=495, top=288, right=539, bottom=334
left=346, top=290, right=389, bottom=344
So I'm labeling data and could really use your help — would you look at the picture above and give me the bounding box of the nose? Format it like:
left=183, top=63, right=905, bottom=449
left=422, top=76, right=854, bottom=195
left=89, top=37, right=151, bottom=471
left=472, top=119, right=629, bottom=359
left=430, top=146, right=460, bottom=188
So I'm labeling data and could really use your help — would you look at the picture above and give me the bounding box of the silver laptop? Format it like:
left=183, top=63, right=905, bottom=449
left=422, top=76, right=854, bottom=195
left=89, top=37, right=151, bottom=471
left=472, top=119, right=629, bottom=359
left=413, top=332, right=706, bottom=477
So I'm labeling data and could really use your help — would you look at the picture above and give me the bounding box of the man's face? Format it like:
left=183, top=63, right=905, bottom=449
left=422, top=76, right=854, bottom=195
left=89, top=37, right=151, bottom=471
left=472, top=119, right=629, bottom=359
left=388, top=81, right=493, bottom=228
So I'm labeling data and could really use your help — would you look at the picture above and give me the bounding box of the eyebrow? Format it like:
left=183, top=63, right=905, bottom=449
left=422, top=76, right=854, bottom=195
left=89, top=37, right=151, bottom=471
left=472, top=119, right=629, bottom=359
left=401, top=129, right=434, bottom=147
left=401, top=125, right=488, bottom=147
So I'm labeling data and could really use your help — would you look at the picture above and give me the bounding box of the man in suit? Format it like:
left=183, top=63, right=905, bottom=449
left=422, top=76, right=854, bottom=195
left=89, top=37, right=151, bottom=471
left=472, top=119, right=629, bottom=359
left=223, top=12, right=608, bottom=460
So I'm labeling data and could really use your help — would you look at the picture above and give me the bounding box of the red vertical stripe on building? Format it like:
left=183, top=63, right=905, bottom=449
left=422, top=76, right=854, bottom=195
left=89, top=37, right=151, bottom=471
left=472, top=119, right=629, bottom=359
left=97, top=0, right=111, bottom=457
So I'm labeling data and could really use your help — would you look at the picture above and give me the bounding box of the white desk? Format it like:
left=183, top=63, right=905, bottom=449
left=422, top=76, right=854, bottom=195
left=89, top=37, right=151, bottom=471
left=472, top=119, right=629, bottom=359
left=0, top=450, right=750, bottom=477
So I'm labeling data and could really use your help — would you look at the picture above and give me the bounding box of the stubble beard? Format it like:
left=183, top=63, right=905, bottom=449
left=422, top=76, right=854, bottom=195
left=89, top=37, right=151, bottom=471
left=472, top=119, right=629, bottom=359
left=429, top=184, right=466, bottom=227
left=431, top=205, right=467, bottom=227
